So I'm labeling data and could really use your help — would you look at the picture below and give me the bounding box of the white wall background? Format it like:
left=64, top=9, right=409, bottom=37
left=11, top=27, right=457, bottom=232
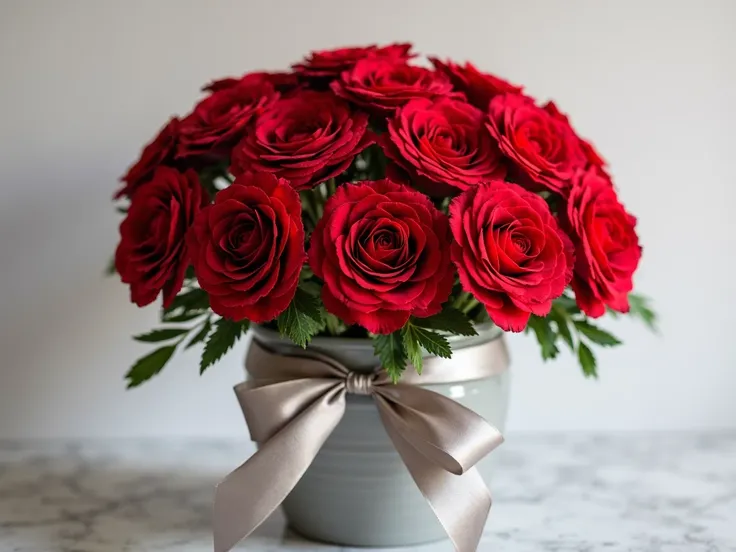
left=0, top=0, right=734, bottom=438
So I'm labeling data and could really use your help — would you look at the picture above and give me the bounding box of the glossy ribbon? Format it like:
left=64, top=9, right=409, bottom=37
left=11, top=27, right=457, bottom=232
left=214, top=336, right=509, bottom=552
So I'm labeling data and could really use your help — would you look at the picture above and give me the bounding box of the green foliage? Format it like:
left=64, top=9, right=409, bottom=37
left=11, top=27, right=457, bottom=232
left=277, top=287, right=324, bottom=348
left=401, top=323, right=451, bottom=375
left=126, top=320, right=197, bottom=387
left=125, top=345, right=177, bottom=388
left=577, top=341, right=597, bottom=378
left=373, top=319, right=453, bottom=383
left=451, top=291, right=481, bottom=315
left=162, top=287, right=209, bottom=322
left=124, top=287, right=216, bottom=388
left=402, top=328, right=423, bottom=374
left=185, top=318, right=212, bottom=349
left=532, top=293, right=623, bottom=377
left=299, top=279, right=322, bottom=298
left=198, top=162, right=230, bottom=198
left=628, top=293, right=658, bottom=332
left=553, top=294, right=580, bottom=314
left=133, top=328, right=189, bottom=342
left=412, top=304, right=478, bottom=337
left=200, top=318, right=250, bottom=374
left=548, top=305, right=574, bottom=350
left=527, top=315, right=560, bottom=360
left=323, top=312, right=347, bottom=336
left=104, top=256, right=117, bottom=276
left=573, top=320, right=622, bottom=347
left=161, top=311, right=207, bottom=323
left=373, top=332, right=407, bottom=383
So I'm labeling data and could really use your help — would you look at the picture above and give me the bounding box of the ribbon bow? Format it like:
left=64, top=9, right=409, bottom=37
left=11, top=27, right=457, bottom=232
left=214, top=338, right=507, bottom=552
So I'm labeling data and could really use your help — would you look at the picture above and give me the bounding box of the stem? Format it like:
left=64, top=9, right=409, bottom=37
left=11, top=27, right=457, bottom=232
left=301, top=194, right=319, bottom=229
left=373, top=145, right=387, bottom=179
left=452, top=291, right=472, bottom=311
left=309, top=188, right=324, bottom=219
left=326, top=177, right=337, bottom=197
left=461, top=299, right=480, bottom=315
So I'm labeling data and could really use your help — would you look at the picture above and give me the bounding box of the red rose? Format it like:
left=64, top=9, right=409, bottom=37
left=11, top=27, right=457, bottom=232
left=187, top=172, right=305, bottom=322
left=562, top=169, right=641, bottom=318
left=202, top=71, right=299, bottom=94
left=115, top=167, right=207, bottom=307
left=331, top=58, right=454, bottom=113
left=293, top=43, right=413, bottom=81
left=177, top=75, right=279, bottom=159
left=309, top=179, right=453, bottom=334
left=381, top=98, right=506, bottom=195
left=430, top=57, right=523, bottom=110
left=230, top=91, right=373, bottom=190
left=450, top=181, right=573, bottom=332
left=487, top=94, right=586, bottom=196
left=116, top=117, right=179, bottom=199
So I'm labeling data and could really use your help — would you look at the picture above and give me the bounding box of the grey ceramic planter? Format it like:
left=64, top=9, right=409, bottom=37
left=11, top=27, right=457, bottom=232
left=247, top=323, right=510, bottom=547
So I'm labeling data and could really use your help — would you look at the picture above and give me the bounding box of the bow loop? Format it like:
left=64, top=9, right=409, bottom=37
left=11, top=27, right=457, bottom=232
left=235, top=378, right=341, bottom=443
left=373, top=385, right=504, bottom=475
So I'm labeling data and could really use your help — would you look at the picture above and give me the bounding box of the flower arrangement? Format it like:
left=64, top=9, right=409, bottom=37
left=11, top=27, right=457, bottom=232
left=111, top=43, right=655, bottom=387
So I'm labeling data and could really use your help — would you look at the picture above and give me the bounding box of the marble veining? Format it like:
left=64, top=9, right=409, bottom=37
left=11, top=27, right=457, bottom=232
left=0, top=433, right=734, bottom=551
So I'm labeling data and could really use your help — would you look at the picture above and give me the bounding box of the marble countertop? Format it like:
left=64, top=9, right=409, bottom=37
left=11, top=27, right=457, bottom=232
left=0, top=433, right=734, bottom=552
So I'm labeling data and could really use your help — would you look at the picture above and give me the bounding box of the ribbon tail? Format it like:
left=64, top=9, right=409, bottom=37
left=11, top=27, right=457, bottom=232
left=378, top=408, right=492, bottom=552
left=213, top=387, right=345, bottom=552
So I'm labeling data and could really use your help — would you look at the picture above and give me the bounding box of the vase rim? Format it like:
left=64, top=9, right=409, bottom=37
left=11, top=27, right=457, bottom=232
left=251, top=321, right=502, bottom=351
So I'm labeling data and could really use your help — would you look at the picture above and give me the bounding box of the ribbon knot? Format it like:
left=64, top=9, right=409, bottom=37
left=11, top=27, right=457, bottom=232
left=345, top=370, right=375, bottom=395
left=214, top=338, right=509, bottom=552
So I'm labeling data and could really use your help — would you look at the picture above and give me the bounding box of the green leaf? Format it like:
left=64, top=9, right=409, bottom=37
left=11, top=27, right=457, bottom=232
left=115, top=205, right=128, bottom=214
left=628, top=293, right=658, bottom=332
left=164, top=288, right=208, bottom=316
left=573, top=320, right=622, bottom=347
left=412, top=304, right=478, bottom=336
left=323, top=312, right=347, bottom=336
left=162, top=287, right=209, bottom=323
left=125, top=345, right=177, bottom=388
left=373, top=332, right=407, bottom=383
left=474, top=307, right=491, bottom=324
left=162, top=311, right=208, bottom=323
left=299, top=280, right=322, bottom=298
left=133, top=328, right=189, bottom=343
left=403, top=326, right=424, bottom=374
left=549, top=305, right=574, bottom=350
left=402, top=324, right=452, bottom=375
left=200, top=318, right=249, bottom=374
left=577, top=341, right=598, bottom=378
left=553, top=294, right=580, bottom=314
left=299, top=266, right=315, bottom=281
left=293, top=287, right=323, bottom=322
left=277, top=288, right=324, bottom=348
left=104, top=256, right=117, bottom=276
left=527, top=315, right=560, bottom=360
left=185, top=318, right=211, bottom=350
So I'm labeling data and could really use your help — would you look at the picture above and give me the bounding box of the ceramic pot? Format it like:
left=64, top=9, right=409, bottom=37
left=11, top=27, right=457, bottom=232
left=246, top=323, right=510, bottom=547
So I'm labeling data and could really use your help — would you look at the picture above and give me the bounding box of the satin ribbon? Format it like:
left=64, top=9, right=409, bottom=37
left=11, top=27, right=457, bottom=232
left=214, top=336, right=509, bottom=552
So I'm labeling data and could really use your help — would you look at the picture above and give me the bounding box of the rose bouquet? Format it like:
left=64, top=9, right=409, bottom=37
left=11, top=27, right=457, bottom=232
left=111, top=42, right=655, bottom=387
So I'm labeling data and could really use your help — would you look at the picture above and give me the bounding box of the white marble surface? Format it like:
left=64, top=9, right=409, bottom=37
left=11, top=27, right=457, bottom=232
left=0, top=433, right=734, bottom=552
